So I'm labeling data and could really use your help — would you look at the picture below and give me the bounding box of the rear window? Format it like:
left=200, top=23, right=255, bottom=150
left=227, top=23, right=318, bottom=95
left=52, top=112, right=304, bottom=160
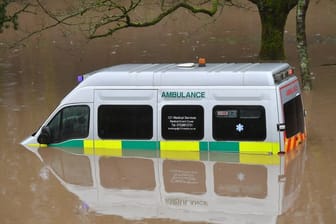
left=213, top=106, right=266, bottom=141
left=284, top=96, right=305, bottom=138
left=98, top=105, right=153, bottom=139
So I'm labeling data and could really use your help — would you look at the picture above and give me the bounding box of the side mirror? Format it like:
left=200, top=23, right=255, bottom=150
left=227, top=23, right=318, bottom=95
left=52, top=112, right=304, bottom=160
left=37, top=126, right=51, bottom=144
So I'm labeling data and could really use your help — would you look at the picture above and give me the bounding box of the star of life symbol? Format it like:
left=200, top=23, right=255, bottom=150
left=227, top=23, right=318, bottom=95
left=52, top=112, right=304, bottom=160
left=236, top=123, right=244, bottom=132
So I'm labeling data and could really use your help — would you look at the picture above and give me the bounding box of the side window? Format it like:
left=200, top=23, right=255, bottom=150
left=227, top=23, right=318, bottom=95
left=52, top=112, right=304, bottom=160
left=213, top=106, right=266, bottom=141
left=47, top=105, right=90, bottom=143
left=162, top=105, right=204, bottom=140
left=284, top=96, right=305, bottom=138
left=98, top=105, right=153, bottom=139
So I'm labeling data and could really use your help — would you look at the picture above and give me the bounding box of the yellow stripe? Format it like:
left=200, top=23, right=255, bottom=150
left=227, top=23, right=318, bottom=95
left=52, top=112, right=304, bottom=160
left=81, top=140, right=124, bottom=149
left=84, top=140, right=94, bottom=148
left=95, top=140, right=122, bottom=149
left=28, top=143, right=48, bottom=147
left=160, top=141, right=199, bottom=151
left=160, top=150, right=200, bottom=161
left=239, top=142, right=280, bottom=155
left=83, top=140, right=122, bottom=156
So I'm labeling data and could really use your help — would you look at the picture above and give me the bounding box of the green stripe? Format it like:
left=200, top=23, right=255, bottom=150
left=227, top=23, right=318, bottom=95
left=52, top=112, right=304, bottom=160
left=49, top=139, right=278, bottom=155
left=50, top=139, right=84, bottom=148
left=209, top=141, right=239, bottom=152
left=200, top=141, right=209, bottom=151
left=122, top=140, right=158, bottom=150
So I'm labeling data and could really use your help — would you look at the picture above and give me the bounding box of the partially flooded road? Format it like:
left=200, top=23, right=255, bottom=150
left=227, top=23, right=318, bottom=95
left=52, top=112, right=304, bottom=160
left=1, top=1, right=336, bottom=223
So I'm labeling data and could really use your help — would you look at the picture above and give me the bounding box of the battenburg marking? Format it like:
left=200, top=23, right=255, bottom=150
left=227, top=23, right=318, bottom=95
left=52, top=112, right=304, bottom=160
left=161, top=91, right=205, bottom=99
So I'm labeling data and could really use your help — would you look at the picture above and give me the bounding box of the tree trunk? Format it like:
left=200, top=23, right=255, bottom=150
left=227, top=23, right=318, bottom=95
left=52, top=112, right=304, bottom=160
left=250, top=0, right=298, bottom=60
left=257, top=6, right=290, bottom=60
left=297, top=0, right=312, bottom=90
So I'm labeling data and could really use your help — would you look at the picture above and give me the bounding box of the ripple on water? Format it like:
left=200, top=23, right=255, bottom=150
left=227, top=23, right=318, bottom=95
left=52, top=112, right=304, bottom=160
left=3, top=81, right=18, bottom=87
left=0, top=62, right=13, bottom=70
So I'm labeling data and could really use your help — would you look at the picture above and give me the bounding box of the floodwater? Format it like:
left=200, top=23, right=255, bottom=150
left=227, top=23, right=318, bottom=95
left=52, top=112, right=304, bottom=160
left=0, top=1, right=336, bottom=223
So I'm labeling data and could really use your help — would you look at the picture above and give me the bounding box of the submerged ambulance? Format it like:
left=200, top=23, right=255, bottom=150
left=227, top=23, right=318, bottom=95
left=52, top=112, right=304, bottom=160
left=21, top=62, right=306, bottom=154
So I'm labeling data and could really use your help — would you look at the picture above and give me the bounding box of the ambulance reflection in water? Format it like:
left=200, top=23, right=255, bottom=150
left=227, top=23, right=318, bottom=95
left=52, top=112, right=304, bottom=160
left=29, top=145, right=305, bottom=224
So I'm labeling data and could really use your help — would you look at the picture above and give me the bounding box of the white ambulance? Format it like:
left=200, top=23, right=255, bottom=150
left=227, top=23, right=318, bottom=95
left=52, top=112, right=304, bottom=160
left=21, top=62, right=306, bottom=154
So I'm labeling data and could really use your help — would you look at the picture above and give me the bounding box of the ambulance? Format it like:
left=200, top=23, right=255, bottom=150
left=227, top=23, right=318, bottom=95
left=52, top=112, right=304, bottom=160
left=21, top=62, right=306, bottom=154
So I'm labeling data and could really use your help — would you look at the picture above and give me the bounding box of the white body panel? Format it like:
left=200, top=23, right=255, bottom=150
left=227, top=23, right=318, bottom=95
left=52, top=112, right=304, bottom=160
left=21, top=63, right=305, bottom=154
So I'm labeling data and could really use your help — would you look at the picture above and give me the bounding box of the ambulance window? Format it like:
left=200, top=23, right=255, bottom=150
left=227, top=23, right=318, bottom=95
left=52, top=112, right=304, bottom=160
left=162, top=105, right=204, bottom=140
left=47, top=105, right=90, bottom=143
left=98, top=105, right=153, bottom=139
left=213, top=106, right=266, bottom=141
left=284, top=96, right=305, bottom=138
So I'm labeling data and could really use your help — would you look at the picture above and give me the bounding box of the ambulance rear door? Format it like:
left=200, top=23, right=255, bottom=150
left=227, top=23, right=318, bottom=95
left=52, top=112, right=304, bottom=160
left=277, top=78, right=305, bottom=153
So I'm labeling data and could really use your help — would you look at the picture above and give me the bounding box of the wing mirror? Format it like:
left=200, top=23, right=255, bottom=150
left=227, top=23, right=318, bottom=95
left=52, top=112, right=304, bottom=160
left=37, top=126, right=51, bottom=144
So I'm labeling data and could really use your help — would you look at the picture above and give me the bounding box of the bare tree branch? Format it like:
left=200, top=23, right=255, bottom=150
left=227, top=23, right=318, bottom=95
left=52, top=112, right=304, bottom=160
left=11, top=0, right=224, bottom=43
left=0, top=0, right=33, bottom=32
left=16, top=2, right=97, bottom=44
left=88, top=0, right=219, bottom=39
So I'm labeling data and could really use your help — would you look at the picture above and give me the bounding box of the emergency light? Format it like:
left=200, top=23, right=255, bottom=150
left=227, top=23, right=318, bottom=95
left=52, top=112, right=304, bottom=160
left=77, top=74, right=91, bottom=83
left=77, top=75, right=84, bottom=83
left=273, top=68, right=295, bottom=84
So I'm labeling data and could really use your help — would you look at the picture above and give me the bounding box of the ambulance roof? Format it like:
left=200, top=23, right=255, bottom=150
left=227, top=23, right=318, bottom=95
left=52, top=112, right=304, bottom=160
left=78, top=63, right=291, bottom=87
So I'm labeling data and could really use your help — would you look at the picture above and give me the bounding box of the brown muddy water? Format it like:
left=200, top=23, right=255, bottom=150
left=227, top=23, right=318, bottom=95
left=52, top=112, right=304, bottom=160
left=0, top=1, right=336, bottom=224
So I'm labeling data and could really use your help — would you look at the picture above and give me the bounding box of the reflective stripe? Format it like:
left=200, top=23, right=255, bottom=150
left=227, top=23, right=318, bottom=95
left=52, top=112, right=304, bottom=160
left=32, top=139, right=283, bottom=155
left=28, top=143, right=48, bottom=147
left=160, top=141, right=199, bottom=151
left=122, top=141, right=157, bottom=150
left=50, top=139, right=83, bottom=147
left=285, top=132, right=305, bottom=152
left=84, top=140, right=94, bottom=148
left=95, top=140, right=122, bottom=149
left=209, top=142, right=239, bottom=152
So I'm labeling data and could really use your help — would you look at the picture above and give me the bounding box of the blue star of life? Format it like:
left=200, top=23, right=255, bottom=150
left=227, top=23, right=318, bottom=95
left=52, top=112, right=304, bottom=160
left=236, top=123, right=244, bottom=132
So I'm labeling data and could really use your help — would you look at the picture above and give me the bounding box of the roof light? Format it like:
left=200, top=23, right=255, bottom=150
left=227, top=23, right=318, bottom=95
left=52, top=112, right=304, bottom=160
left=288, top=68, right=294, bottom=75
left=77, top=74, right=90, bottom=83
left=77, top=75, right=84, bottom=83
left=198, top=58, right=206, bottom=67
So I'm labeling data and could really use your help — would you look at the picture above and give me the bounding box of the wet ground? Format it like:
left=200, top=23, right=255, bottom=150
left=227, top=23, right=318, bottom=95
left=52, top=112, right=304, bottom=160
left=1, top=1, right=336, bottom=223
